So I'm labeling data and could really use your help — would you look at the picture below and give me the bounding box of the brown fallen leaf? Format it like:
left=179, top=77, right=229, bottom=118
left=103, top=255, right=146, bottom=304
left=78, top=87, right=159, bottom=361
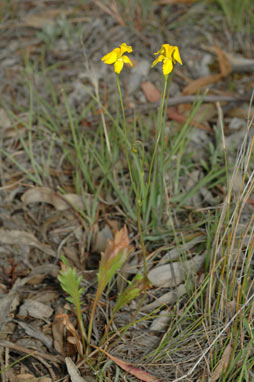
left=91, top=224, right=113, bottom=254
left=183, top=73, right=222, bottom=95
left=148, top=253, right=205, bottom=287
left=65, top=357, right=89, bottom=382
left=52, top=306, right=65, bottom=356
left=0, top=290, right=20, bottom=331
left=18, top=299, right=54, bottom=320
left=167, top=106, right=210, bottom=131
left=14, top=320, right=53, bottom=350
left=210, top=342, right=233, bottom=381
left=183, top=45, right=231, bottom=95
left=0, top=229, right=55, bottom=257
left=22, top=9, right=74, bottom=28
left=142, top=284, right=187, bottom=311
left=141, top=81, right=161, bottom=103
left=22, top=187, right=84, bottom=211
left=100, top=225, right=130, bottom=269
left=95, top=347, right=160, bottom=382
left=17, top=374, right=51, bottom=382
left=214, top=46, right=231, bottom=77
left=55, top=314, right=83, bottom=356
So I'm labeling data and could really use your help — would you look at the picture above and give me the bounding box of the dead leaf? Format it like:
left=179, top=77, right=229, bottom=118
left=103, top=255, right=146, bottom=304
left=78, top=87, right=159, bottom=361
left=65, top=357, right=89, bottom=382
left=177, top=103, right=216, bottom=128
left=228, top=106, right=254, bottom=120
left=14, top=320, right=53, bottom=350
left=18, top=299, right=54, bottom=320
left=158, top=236, right=206, bottom=264
left=224, top=52, right=254, bottom=73
left=183, top=46, right=231, bottom=95
left=53, top=307, right=65, bottom=355
left=0, top=108, right=11, bottom=130
left=183, top=74, right=222, bottom=95
left=91, top=224, right=113, bottom=253
left=0, top=339, right=63, bottom=364
left=22, top=9, right=74, bottom=28
left=0, top=290, right=19, bottom=331
left=0, top=229, right=55, bottom=257
left=101, top=225, right=130, bottom=266
left=214, top=46, right=231, bottom=77
left=148, top=254, right=205, bottom=287
left=167, top=107, right=209, bottom=130
left=16, top=374, right=41, bottom=382
left=97, top=348, right=159, bottom=382
left=56, top=314, right=83, bottom=356
left=142, top=284, right=187, bottom=311
left=11, top=264, right=59, bottom=289
left=22, top=187, right=84, bottom=211
left=141, top=81, right=161, bottom=103
left=150, top=310, right=171, bottom=331
left=210, top=342, right=232, bottom=381
left=27, top=264, right=59, bottom=284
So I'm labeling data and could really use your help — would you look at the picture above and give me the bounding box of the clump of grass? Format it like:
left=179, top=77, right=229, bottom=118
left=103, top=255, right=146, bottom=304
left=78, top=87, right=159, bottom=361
left=101, top=0, right=154, bottom=29
left=209, top=0, right=254, bottom=32
left=205, top=101, right=254, bottom=380
left=139, top=98, right=254, bottom=381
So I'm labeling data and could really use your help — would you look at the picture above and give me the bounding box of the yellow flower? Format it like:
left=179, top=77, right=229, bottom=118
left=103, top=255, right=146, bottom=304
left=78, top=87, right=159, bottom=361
left=152, top=43, right=182, bottom=76
left=101, top=43, right=133, bottom=74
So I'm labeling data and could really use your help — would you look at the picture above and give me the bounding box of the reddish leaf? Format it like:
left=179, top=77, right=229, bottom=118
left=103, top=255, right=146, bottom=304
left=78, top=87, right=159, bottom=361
left=167, top=106, right=210, bottom=130
left=183, top=46, right=231, bottom=95
left=141, top=81, right=161, bottom=103
left=183, top=73, right=222, bottom=95
left=214, top=46, right=231, bottom=77
left=100, top=225, right=130, bottom=267
left=96, top=347, right=160, bottom=382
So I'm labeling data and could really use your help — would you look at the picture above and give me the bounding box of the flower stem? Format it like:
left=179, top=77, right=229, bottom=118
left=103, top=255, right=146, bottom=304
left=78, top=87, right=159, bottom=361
left=116, top=74, right=136, bottom=195
left=86, top=290, right=102, bottom=354
left=146, top=74, right=169, bottom=196
left=116, top=75, right=148, bottom=281
left=137, top=199, right=148, bottom=277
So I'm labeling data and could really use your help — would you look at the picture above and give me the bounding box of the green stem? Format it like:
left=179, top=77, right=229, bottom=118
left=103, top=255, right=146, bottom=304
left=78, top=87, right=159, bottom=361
left=116, top=74, right=136, bottom=195
left=76, top=304, right=87, bottom=355
left=137, top=199, right=148, bottom=277
left=146, top=74, right=169, bottom=197
left=159, top=74, right=172, bottom=175
left=87, top=289, right=102, bottom=353
left=116, top=75, right=149, bottom=291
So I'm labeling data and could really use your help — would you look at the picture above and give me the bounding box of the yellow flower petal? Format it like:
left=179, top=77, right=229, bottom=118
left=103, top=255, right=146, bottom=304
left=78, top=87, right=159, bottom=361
left=122, top=55, right=133, bottom=66
left=153, top=49, right=161, bottom=56
left=163, top=44, right=174, bottom=59
left=114, top=60, right=124, bottom=74
left=101, top=51, right=118, bottom=64
left=163, top=59, right=173, bottom=75
left=101, top=43, right=133, bottom=74
left=172, top=46, right=182, bottom=65
left=120, top=43, right=133, bottom=55
left=152, top=43, right=182, bottom=75
left=151, top=55, right=164, bottom=68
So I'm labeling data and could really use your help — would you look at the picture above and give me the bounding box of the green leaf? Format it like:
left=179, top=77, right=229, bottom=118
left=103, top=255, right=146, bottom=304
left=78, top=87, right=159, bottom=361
left=113, top=273, right=146, bottom=314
